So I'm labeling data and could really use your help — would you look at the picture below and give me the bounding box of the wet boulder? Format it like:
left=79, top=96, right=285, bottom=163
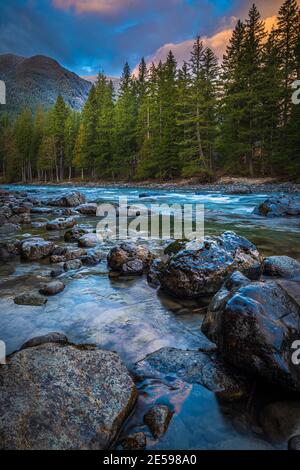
left=147, top=256, right=169, bottom=286
left=144, top=405, right=173, bottom=439
left=48, top=191, right=86, bottom=208
left=50, top=248, right=86, bottom=264
left=39, top=281, right=65, bottom=296
left=134, top=346, right=248, bottom=403
left=108, top=243, right=154, bottom=275
left=21, top=238, right=54, bottom=261
left=80, top=251, right=104, bottom=266
left=21, top=333, right=68, bottom=350
left=263, top=256, right=300, bottom=279
left=202, top=273, right=300, bottom=392
left=14, top=292, right=48, bottom=306
left=159, top=232, right=262, bottom=299
left=253, top=196, right=300, bottom=217
left=76, top=203, right=98, bottom=215
left=64, top=259, right=82, bottom=271
left=78, top=233, right=99, bottom=248
left=46, top=217, right=77, bottom=231
left=0, top=338, right=137, bottom=449
left=64, top=227, right=91, bottom=243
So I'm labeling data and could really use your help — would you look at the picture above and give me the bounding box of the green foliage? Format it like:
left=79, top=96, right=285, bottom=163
left=1, top=0, right=299, bottom=182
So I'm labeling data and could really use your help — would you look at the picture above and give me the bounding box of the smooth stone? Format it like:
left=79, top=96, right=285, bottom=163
left=144, top=405, right=173, bottom=439
left=48, top=191, right=86, bottom=208
left=0, top=223, right=20, bottom=234
left=76, top=203, right=98, bottom=215
left=64, top=259, right=82, bottom=271
left=39, top=281, right=65, bottom=296
left=108, top=243, right=154, bottom=273
left=46, top=217, right=77, bottom=231
left=50, top=265, right=65, bottom=278
left=78, top=233, right=99, bottom=248
left=263, top=256, right=300, bottom=279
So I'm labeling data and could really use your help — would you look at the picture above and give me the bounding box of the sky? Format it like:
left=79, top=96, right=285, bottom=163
left=0, top=0, right=298, bottom=78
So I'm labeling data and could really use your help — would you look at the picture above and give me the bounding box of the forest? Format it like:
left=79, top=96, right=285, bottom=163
left=0, top=0, right=299, bottom=183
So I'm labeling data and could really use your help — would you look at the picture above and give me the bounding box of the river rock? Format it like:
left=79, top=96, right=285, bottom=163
left=64, top=259, right=82, bottom=271
left=78, top=233, right=99, bottom=248
left=0, top=339, right=137, bottom=449
left=50, top=264, right=65, bottom=278
left=21, top=238, right=54, bottom=261
left=253, top=196, right=300, bottom=217
left=202, top=273, right=300, bottom=392
left=14, top=292, right=48, bottom=306
left=80, top=252, right=103, bottom=266
left=121, top=432, right=147, bottom=450
left=134, top=347, right=248, bottom=403
left=48, top=191, right=86, bottom=208
left=0, top=223, right=20, bottom=234
left=263, top=256, right=300, bottom=279
left=144, top=405, right=173, bottom=439
left=64, top=227, right=91, bottom=243
left=46, top=217, right=77, bottom=231
left=76, top=203, right=98, bottom=215
left=39, top=281, right=65, bottom=296
left=147, top=257, right=169, bottom=286
left=159, top=232, right=262, bottom=299
left=108, top=243, right=154, bottom=274
left=260, top=402, right=300, bottom=443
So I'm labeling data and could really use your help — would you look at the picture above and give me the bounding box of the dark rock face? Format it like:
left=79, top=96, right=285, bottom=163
left=202, top=273, right=300, bottom=392
left=14, top=292, right=47, bottom=306
left=134, top=347, right=248, bottom=403
left=263, top=256, right=300, bottom=279
left=147, top=257, right=169, bottom=286
left=21, top=238, right=54, bottom=261
left=50, top=248, right=86, bottom=264
left=48, top=191, right=86, bottom=208
left=39, top=281, right=65, bottom=296
left=80, top=252, right=103, bottom=266
left=159, top=232, right=262, bottom=299
left=253, top=196, right=300, bottom=217
left=108, top=243, right=154, bottom=275
left=76, top=203, right=98, bottom=215
left=121, top=432, right=147, bottom=450
left=0, top=339, right=137, bottom=449
left=144, top=405, right=173, bottom=439
left=50, top=265, right=65, bottom=278
left=46, top=217, right=77, bottom=231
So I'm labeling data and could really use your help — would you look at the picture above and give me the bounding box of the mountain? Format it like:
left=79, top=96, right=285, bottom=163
left=0, top=54, right=92, bottom=116
left=83, top=74, right=120, bottom=92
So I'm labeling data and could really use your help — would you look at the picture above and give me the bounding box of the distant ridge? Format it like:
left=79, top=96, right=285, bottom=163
left=0, top=53, right=92, bottom=116
left=83, top=74, right=120, bottom=92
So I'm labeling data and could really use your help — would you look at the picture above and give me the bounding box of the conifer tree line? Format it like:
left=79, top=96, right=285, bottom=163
left=0, top=0, right=299, bottom=183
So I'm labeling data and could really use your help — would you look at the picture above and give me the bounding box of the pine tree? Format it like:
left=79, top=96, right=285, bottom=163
left=114, top=62, right=137, bottom=179
left=14, top=108, right=33, bottom=181
left=95, top=76, right=115, bottom=177
left=51, top=95, right=69, bottom=180
left=30, top=106, right=45, bottom=180
left=64, top=111, right=80, bottom=180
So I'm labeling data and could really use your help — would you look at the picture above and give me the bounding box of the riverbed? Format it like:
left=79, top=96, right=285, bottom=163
left=1, top=184, right=300, bottom=450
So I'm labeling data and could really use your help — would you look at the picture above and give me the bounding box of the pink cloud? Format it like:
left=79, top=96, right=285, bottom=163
left=134, top=14, right=279, bottom=75
left=52, top=0, right=138, bottom=15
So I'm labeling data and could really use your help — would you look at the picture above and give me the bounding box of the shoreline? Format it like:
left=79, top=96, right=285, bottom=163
left=2, top=177, right=300, bottom=194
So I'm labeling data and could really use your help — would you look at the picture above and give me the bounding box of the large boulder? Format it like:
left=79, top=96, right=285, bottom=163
left=14, top=292, right=48, bottom=306
left=260, top=401, right=300, bottom=444
left=159, top=232, right=262, bottom=299
left=253, top=196, right=300, bottom=217
left=78, top=233, right=99, bottom=248
left=48, top=191, right=86, bottom=208
left=108, top=243, right=154, bottom=275
left=21, top=238, right=54, bottom=261
left=0, top=337, right=137, bottom=450
left=202, top=272, right=300, bottom=392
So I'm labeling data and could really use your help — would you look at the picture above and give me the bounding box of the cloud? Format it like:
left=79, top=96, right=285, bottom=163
left=135, top=13, right=279, bottom=74
left=52, top=0, right=137, bottom=15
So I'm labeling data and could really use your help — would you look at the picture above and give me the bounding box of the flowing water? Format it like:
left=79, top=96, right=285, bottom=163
left=1, top=184, right=300, bottom=450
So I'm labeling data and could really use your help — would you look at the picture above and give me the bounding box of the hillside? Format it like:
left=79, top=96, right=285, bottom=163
left=0, top=54, right=92, bottom=115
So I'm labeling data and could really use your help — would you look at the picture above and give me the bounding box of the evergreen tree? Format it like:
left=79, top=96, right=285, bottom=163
left=14, top=108, right=33, bottom=181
